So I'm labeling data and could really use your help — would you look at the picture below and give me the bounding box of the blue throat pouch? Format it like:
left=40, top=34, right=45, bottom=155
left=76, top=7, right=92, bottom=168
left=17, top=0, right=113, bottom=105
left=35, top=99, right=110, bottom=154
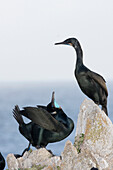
left=54, top=100, right=60, bottom=108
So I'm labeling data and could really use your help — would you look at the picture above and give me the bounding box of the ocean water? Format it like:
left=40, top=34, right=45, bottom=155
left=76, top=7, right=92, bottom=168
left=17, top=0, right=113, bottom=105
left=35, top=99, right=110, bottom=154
left=0, top=81, right=112, bottom=168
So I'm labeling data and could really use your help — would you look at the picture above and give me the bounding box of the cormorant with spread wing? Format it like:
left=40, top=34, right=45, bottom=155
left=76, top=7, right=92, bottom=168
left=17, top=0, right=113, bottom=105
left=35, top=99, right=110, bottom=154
left=13, top=92, right=74, bottom=149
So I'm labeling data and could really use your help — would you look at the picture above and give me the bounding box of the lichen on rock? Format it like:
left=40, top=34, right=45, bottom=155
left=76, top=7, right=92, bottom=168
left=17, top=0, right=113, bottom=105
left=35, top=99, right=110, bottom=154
left=74, top=133, right=84, bottom=153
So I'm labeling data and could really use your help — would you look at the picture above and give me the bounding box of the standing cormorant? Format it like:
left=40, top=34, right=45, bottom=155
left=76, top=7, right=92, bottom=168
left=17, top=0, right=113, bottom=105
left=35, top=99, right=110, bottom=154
left=13, top=92, right=74, bottom=149
left=55, top=38, right=108, bottom=115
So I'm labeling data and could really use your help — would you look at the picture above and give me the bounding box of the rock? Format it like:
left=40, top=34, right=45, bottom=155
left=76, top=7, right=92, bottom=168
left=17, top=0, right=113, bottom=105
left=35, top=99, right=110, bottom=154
left=61, top=140, right=97, bottom=170
left=75, top=99, right=113, bottom=169
left=7, top=154, right=18, bottom=170
left=60, top=140, right=78, bottom=170
left=28, top=148, right=52, bottom=164
left=74, top=133, right=84, bottom=153
left=7, top=99, right=113, bottom=169
left=7, top=148, right=58, bottom=169
left=41, top=156, right=61, bottom=170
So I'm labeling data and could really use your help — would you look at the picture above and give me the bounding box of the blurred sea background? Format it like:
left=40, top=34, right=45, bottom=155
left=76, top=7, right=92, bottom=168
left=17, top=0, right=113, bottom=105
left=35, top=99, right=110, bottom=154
left=0, top=80, right=112, bottom=168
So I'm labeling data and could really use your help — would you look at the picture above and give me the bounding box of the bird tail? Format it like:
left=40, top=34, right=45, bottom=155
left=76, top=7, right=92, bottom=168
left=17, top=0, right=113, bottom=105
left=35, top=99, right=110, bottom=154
left=102, top=105, right=108, bottom=116
left=13, top=105, right=24, bottom=124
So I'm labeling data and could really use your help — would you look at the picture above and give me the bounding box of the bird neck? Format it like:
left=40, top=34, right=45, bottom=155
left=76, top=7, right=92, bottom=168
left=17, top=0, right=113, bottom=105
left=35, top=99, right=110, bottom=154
left=74, top=44, right=83, bottom=67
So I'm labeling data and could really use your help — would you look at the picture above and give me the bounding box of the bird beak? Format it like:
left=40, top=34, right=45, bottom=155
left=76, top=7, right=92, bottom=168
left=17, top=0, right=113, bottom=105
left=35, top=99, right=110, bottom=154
left=51, top=91, right=55, bottom=107
left=54, top=41, right=65, bottom=45
left=51, top=91, right=61, bottom=108
left=55, top=41, right=72, bottom=46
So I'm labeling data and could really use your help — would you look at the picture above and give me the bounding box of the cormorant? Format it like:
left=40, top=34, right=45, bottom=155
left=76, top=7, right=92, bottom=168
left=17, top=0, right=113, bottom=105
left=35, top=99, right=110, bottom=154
left=55, top=38, right=108, bottom=115
left=13, top=92, right=74, bottom=149
left=0, top=152, right=5, bottom=170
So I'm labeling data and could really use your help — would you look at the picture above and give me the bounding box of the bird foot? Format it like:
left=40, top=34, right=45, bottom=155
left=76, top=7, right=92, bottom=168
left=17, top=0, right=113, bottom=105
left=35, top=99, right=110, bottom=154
left=35, top=145, right=44, bottom=149
left=47, top=149, right=54, bottom=156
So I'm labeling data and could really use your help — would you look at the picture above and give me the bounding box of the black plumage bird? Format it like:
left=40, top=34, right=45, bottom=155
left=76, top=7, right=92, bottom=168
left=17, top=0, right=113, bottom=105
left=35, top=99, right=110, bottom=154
left=13, top=92, right=74, bottom=149
left=0, top=152, right=5, bottom=170
left=55, top=38, right=108, bottom=115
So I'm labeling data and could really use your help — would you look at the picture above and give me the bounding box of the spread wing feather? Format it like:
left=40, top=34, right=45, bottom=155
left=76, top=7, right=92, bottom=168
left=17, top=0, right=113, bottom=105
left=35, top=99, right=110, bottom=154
left=20, top=107, right=67, bottom=133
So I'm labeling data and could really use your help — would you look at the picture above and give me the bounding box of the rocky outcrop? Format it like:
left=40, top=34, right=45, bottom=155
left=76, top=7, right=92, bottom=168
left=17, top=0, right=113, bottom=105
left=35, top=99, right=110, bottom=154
left=7, top=99, right=113, bottom=170
left=7, top=148, right=61, bottom=170
left=75, top=99, right=113, bottom=170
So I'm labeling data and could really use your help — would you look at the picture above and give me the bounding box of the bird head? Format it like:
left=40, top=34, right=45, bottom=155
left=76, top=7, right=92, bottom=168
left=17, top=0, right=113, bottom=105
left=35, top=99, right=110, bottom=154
left=47, top=91, right=61, bottom=113
left=55, top=37, right=79, bottom=49
left=51, top=91, right=60, bottom=108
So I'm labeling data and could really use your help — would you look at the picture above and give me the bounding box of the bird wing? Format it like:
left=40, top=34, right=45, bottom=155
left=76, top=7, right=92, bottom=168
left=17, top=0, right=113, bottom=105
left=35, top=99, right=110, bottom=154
left=20, top=107, right=67, bottom=133
left=87, top=70, right=108, bottom=96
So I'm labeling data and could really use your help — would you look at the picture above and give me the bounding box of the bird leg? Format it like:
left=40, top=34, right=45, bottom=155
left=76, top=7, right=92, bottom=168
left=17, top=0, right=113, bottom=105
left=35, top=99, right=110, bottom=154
left=27, top=142, right=31, bottom=150
left=21, top=142, right=31, bottom=156
left=47, top=149, right=54, bottom=155
left=35, top=144, right=47, bottom=149
left=102, top=105, right=108, bottom=116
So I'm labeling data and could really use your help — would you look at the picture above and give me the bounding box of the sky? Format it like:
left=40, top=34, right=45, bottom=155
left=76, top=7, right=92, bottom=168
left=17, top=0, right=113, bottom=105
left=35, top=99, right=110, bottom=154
left=0, top=0, right=113, bottom=82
